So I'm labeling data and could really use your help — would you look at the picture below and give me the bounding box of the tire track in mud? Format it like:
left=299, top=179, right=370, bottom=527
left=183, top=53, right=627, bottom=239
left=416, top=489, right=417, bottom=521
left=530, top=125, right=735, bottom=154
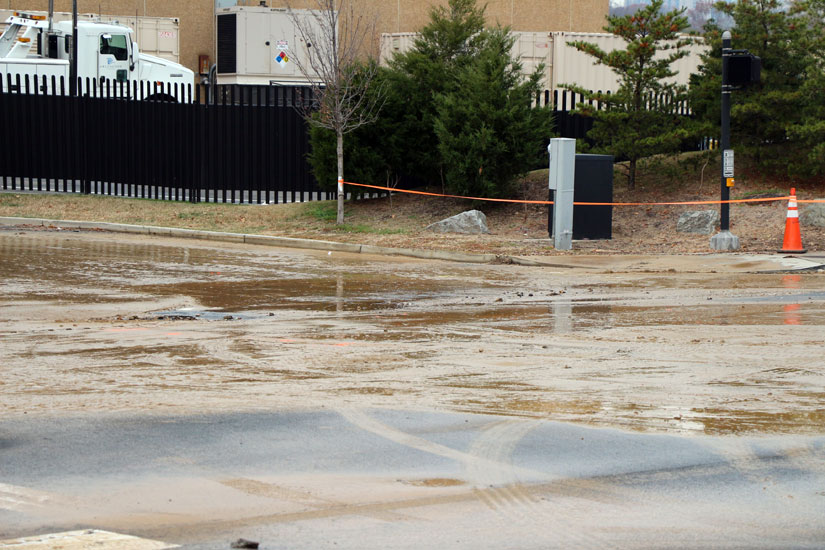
left=335, top=408, right=543, bottom=480
left=338, top=409, right=623, bottom=548
left=713, top=438, right=825, bottom=502
left=465, top=419, right=614, bottom=549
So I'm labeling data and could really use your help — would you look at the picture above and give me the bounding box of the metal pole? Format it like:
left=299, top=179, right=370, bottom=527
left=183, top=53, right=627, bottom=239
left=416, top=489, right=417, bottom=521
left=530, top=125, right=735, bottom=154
left=720, top=31, right=731, bottom=231
left=70, top=0, right=78, bottom=96
left=710, top=30, right=740, bottom=251
left=47, top=0, right=53, bottom=32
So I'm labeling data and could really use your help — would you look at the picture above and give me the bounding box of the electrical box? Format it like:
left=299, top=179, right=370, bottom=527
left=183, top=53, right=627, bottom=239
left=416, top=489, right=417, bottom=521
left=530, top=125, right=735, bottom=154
left=571, top=154, right=613, bottom=240
left=549, top=153, right=613, bottom=242
left=216, top=6, right=325, bottom=86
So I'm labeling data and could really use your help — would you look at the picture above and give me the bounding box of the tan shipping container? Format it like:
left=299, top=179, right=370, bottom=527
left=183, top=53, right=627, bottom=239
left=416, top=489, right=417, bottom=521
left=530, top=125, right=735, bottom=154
left=380, top=31, right=707, bottom=94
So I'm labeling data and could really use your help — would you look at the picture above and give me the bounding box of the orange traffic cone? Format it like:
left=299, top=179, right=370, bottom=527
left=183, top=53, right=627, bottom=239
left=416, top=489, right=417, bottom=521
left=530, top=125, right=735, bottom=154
left=778, top=188, right=807, bottom=254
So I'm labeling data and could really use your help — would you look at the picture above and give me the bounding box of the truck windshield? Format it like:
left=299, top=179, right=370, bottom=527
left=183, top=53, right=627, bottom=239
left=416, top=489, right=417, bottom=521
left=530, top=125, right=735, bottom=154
left=100, top=34, right=128, bottom=61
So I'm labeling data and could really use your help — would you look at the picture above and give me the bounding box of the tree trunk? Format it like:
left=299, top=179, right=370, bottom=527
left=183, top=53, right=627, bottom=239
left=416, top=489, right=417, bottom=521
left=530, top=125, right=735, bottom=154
left=628, top=158, right=637, bottom=190
left=336, top=129, right=344, bottom=225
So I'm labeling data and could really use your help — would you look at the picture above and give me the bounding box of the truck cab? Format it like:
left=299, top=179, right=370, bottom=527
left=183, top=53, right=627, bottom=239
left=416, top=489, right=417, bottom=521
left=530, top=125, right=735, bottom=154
left=97, top=30, right=131, bottom=84
left=0, top=11, right=193, bottom=100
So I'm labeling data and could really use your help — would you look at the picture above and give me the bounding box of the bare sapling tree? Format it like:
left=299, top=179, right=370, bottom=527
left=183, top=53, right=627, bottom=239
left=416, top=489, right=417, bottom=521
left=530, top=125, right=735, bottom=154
left=287, top=0, right=383, bottom=224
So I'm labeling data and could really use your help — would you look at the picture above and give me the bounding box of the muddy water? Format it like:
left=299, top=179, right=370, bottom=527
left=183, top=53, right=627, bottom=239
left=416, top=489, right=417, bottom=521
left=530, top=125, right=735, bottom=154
left=2, top=230, right=825, bottom=435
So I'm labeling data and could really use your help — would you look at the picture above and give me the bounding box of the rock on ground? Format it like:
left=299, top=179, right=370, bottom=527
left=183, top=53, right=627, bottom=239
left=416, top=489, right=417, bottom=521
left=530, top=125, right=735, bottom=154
left=677, top=210, right=719, bottom=234
left=425, top=210, right=490, bottom=235
left=800, top=200, right=825, bottom=227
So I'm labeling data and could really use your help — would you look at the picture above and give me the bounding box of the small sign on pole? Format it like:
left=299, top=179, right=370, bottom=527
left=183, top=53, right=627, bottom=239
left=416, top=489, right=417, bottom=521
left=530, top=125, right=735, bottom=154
left=723, top=149, right=734, bottom=178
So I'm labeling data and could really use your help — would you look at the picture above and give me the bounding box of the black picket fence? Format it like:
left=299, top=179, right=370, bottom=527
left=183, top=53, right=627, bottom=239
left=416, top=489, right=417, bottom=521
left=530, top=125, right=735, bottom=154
left=1, top=76, right=684, bottom=204
left=537, top=88, right=692, bottom=145
left=0, top=75, right=328, bottom=204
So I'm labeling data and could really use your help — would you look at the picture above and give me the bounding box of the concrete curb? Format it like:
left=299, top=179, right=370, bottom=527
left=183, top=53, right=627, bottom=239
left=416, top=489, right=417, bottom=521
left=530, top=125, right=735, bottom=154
left=0, top=216, right=499, bottom=264
left=5, top=217, right=820, bottom=271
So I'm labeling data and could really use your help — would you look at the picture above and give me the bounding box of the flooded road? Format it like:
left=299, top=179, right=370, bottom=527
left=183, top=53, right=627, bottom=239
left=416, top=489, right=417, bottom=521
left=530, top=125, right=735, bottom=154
left=2, top=230, right=824, bottom=435
left=2, top=230, right=825, bottom=549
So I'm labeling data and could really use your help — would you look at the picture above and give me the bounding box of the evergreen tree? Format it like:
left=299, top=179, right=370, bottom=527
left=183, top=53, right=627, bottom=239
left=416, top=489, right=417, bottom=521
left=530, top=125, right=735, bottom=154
left=308, top=0, right=485, bottom=191
left=565, top=0, right=694, bottom=189
left=387, top=0, right=489, bottom=186
left=689, top=0, right=807, bottom=172
left=785, top=0, right=825, bottom=176
left=433, top=27, right=552, bottom=198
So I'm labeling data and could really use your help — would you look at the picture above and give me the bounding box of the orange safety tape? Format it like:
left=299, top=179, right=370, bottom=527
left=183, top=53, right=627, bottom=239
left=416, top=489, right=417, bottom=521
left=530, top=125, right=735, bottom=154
left=343, top=181, right=823, bottom=206
left=344, top=182, right=552, bottom=204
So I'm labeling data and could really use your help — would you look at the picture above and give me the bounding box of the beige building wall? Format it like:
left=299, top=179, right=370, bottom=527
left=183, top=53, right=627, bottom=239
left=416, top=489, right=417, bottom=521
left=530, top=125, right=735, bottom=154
left=279, top=0, right=609, bottom=39
left=6, top=0, right=608, bottom=76
left=382, top=0, right=609, bottom=34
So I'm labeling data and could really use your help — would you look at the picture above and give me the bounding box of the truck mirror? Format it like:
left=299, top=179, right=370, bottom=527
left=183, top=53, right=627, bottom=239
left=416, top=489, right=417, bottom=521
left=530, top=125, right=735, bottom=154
left=130, top=42, right=138, bottom=71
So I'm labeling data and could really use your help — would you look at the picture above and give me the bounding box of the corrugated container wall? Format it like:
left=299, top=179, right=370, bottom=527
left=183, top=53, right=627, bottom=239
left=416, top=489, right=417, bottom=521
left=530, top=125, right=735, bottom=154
left=0, top=9, right=181, bottom=63
left=380, top=31, right=707, bottom=94
left=549, top=32, right=707, bottom=93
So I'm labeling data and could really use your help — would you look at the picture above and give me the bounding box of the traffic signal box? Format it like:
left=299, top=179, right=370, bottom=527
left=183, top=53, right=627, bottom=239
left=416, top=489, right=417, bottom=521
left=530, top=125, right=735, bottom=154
left=727, top=53, right=761, bottom=87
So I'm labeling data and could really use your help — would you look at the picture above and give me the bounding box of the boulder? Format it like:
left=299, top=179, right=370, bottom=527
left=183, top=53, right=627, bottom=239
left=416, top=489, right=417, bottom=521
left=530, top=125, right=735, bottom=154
left=800, top=200, right=825, bottom=228
left=677, top=210, right=719, bottom=234
left=425, top=210, right=490, bottom=235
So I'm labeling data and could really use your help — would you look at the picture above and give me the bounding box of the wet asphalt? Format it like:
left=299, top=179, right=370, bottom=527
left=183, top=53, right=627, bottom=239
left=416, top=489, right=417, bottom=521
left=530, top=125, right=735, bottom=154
left=2, top=230, right=825, bottom=548
left=2, top=409, right=825, bottom=549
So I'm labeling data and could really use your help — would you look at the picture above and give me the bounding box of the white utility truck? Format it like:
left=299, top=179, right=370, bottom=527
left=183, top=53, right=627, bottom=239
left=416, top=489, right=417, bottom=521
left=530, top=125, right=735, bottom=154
left=0, top=10, right=193, bottom=100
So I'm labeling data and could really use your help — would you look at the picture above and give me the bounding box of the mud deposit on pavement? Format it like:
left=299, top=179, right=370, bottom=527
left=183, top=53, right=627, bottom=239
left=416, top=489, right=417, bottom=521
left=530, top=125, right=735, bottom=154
left=2, top=231, right=825, bottom=435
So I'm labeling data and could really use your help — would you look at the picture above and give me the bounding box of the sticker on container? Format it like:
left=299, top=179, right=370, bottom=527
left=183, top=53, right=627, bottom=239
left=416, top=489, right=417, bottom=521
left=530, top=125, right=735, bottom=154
left=277, top=40, right=289, bottom=51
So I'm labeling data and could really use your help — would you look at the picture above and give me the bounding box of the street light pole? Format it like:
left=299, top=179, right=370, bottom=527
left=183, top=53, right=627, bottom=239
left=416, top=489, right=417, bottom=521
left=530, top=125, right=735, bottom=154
left=710, top=30, right=740, bottom=251
left=720, top=31, right=731, bottom=231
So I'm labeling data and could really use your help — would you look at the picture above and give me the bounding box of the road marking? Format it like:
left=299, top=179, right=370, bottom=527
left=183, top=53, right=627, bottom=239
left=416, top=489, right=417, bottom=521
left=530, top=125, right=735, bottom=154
left=0, top=530, right=178, bottom=549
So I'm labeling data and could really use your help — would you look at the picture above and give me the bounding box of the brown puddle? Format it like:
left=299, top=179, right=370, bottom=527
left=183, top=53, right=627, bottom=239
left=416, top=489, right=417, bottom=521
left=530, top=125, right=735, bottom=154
left=690, top=408, right=825, bottom=435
